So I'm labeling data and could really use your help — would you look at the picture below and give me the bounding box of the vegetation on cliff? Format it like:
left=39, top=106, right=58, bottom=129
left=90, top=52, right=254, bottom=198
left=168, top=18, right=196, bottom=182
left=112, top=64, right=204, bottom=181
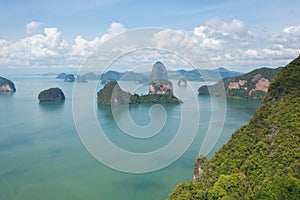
left=198, top=67, right=282, bottom=99
left=97, top=81, right=181, bottom=105
left=169, top=55, right=300, bottom=200
left=38, top=88, right=65, bottom=102
left=0, top=76, right=16, bottom=92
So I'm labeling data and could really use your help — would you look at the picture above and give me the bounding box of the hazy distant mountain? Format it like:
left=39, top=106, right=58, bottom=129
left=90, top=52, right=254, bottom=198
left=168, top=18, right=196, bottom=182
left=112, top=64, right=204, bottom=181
left=97, top=67, right=241, bottom=83
left=168, top=68, right=242, bottom=81
left=83, top=72, right=99, bottom=80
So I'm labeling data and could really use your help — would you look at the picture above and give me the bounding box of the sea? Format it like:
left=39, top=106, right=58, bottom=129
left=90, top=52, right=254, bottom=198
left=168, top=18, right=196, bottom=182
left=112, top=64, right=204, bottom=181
left=0, top=76, right=260, bottom=200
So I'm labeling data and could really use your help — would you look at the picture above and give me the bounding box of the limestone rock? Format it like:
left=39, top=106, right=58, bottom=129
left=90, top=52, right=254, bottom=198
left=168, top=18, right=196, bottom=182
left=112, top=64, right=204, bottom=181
left=0, top=76, right=16, bottom=92
left=64, top=74, right=75, bottom=82
left=38, top=88, right=65, bottom=102
left=149, top=61, right=173, bottom=95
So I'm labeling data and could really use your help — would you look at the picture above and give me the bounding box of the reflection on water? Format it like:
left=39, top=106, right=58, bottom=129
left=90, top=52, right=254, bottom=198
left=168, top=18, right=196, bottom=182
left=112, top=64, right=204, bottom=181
left=0, top=91, right=15, bottom=97
left=38, top=101, right=65, bottom=111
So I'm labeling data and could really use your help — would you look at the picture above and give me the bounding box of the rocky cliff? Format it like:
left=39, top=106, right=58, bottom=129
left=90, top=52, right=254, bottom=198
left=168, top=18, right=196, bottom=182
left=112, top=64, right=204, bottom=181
left=149, top=61, right=173, bottom=95
left=168, top=55, right=300, bottom=199
left=0, top=76, right=16, bottom=92
left=198, top=67, right=282, bottom=99
left=64, top=74, right=75, bottom=82
left=38, top=88, right=65, bottom=102
left=97, top=81, right=181, bottom=105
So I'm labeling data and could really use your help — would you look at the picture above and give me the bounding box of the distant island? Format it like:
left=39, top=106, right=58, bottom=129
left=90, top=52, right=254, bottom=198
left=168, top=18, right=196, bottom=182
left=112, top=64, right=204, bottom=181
left=0, top=76, right=16, bottom=92
left=38, top=87, right=65, bottom=102
left=198, top=67, right=282, bottom=99
left=168, top=55, right=300, bottom=200
left=55, top=66, right=241, bottom=85
left=97, top=62, right=182, bottom=105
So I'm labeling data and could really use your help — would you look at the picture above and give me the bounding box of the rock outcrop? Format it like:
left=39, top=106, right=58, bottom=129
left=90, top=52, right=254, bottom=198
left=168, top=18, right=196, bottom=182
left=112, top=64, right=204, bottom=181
left=64, top=74, right=75, bottom=82
left=0, top=76, right=16, bottom=92
left=198, top=67, right=282, bottom=99
left=97, top=81, right=131, bottom=105
left=149, top=61, right=173, bottom=95
left=97, top=81, right=182, bottom=105
left=177, top=78, right=187, bottom=87
left=56, top=73, right=66, bottom=79
left=38, top=88, right=65, bottom=102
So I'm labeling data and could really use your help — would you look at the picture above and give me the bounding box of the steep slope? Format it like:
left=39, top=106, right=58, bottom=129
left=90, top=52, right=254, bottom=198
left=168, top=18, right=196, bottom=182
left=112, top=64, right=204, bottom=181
left=169, top=55, right=300, bottom=199
left=198, top=67, right=282, bottom=99
left=97, top=81, right=181, bottom=105
left=0, top=76, right=16, bottom=92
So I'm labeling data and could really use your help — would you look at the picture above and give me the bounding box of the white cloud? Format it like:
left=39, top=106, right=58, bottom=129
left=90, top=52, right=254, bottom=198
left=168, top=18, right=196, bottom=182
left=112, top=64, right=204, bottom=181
left=0, top=20, right=299, bottom=71
left=283, top=25, right=300, bottom=36
left=99, top=22, right=127, bottom=43
left=26, top=21, right=42, bottom=34
left=191, top=18, right=300, bottom=70
left=205, top=18, right=248, bottom=36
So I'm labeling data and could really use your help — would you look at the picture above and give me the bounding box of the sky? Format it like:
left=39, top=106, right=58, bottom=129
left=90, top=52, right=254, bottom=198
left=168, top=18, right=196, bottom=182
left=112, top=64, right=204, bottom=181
left=0, top=0, right=300, bottom=73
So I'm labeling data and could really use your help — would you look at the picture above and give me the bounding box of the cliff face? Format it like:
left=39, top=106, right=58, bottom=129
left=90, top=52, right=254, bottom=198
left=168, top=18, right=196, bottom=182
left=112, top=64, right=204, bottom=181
left=97, top=81, right=182, bottom=105
left=149, top=61, right=173, bottom=95
left=64, top=74, right=75, bottom=82
left=169, top=55, right=300, bottom=200
left=38, top=88, right=65, bottom=102
left=0, top=76, right=16, bottom=92
left=198, top=67, right=282, bottom=99
left=97, top=81, right=131, bottom=105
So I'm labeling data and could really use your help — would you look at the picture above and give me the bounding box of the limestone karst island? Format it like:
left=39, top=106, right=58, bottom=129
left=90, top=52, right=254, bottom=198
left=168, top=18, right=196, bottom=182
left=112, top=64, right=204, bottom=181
left=97, top=61, right=182, bottom=105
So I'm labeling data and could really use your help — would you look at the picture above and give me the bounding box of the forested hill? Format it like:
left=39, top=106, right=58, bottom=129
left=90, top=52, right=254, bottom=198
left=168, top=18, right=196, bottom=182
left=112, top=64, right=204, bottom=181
left=168, top=55, right=300, bottom=200
left=198, top=67, right=282, bottom=99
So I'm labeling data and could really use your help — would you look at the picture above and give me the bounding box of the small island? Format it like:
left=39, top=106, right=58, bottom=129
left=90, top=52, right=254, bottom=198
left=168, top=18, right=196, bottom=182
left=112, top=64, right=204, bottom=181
left=64, top=74, right=75, bottom=82
left=56, top=73, right=67, bottom=79
left=38, top=87, right=65, bottom=102
left=0, top=76, right=16, bottom=92
left=177, top=78, right=187, bottom=87
left=76, top=75, right=88, bottom=83
left=97, top=81, right=181, bottom=105
left=97, top=61, right=182, bottom=105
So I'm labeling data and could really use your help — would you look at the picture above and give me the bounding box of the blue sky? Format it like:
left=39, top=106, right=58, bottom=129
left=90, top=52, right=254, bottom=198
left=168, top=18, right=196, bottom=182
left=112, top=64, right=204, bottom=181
left=0, top=0, right=300, bottom=72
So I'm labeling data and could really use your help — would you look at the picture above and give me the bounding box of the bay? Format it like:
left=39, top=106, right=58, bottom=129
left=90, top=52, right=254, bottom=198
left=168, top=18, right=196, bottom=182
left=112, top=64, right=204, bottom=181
left=0, top=76, right=260, bottom=200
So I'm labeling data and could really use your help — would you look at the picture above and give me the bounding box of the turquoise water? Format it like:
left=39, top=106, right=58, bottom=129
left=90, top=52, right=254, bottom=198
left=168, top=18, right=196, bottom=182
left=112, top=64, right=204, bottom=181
left=0, top=76, right=260, bottom=200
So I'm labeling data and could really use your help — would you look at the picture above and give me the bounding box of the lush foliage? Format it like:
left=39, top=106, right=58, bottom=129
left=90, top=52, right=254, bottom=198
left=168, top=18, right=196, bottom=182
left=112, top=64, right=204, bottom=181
left=97, top=81, right=182, bottom=105
left=0, top=76, right=16, bottom=92
left=169, top=56, right=300, bottom=200
left=198, top=67, right=282, bottom=99
left=38, top=87, right=65, bottom=102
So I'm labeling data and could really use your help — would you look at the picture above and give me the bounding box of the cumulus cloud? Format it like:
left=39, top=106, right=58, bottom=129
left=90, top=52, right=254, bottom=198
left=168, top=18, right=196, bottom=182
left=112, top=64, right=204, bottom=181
left=26, top=21, right=43, bottom=34
left=191, top=18, right=300, bottom=70
left=283, top=25, right=300, bottom=36
left=0, top=22, right=129, bottom=69
left=0, top=20, right=299, bottom=71
left=99, top=22, right=127, bottom=43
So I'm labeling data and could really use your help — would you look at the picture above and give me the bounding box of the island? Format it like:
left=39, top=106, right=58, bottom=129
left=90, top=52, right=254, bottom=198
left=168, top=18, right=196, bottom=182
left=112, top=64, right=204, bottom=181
left=76, top=75, right=88, bottom=83
left=100, top=70, right=121, bottom=84
left=84, top=72, right=99, bottom=80
left=97, top=61, right=182, bottom=105
left=64, top=74, right=75, bottom=82
left=56, top=73, right=66, bottom=79
left=168, top=55, right=300, bottom=200
left=0, top=76, right=16, bottom=92
left=177, top=78, right=187, bottom=87
left=198, top=67, right=282, bottom=99
left=38, top=87, right=65, bottom=102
